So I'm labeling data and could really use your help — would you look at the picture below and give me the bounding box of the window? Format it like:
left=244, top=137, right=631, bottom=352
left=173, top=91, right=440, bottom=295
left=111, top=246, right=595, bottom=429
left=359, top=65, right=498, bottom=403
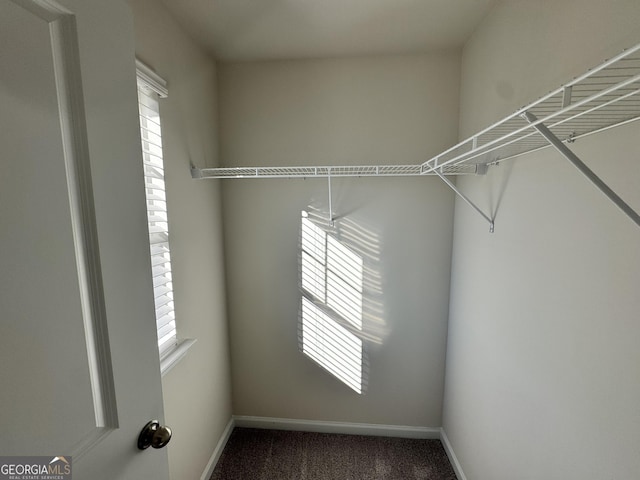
left=300, top=211, right=365, bottom=393
left=136, top=61, right=194, bottom=373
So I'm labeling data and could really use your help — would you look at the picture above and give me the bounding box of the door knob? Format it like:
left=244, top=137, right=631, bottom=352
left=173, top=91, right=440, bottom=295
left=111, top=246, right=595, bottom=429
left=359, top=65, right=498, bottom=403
left=137, top=420, right=172, bottom=450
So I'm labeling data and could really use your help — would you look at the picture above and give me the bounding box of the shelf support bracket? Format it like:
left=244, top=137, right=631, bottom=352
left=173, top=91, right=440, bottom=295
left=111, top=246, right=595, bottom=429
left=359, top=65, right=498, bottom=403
left=327, top=169, right=334, bottom=226
left=433, top=168, right=495, bottom=233
left=523, top=111, right=640, bottom=228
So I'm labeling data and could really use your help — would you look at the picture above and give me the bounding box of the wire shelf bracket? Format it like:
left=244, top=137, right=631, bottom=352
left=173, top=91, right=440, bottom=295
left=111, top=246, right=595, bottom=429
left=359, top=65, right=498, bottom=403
left=433, top=168, right=495, bottom=233
left=523, top=111, right=640, bottom=228
left=327, top=169, right=334, bottom=226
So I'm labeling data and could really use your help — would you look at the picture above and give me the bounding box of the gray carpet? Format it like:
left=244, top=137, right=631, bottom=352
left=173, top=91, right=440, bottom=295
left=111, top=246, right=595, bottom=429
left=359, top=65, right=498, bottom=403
left=210, top=428, right=458, bottom=480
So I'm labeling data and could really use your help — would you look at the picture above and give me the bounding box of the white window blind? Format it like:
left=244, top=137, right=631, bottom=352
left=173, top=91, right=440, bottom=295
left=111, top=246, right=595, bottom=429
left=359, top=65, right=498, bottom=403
left=136, top=64, right=177, bottom=357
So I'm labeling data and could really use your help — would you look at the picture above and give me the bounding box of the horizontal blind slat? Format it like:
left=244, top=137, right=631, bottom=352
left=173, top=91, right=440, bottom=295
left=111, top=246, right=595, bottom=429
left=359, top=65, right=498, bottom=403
left=153, top=275, right=172, bottom=289
left=152, top=263, right=172, bottom=278
left=155, top=293, right=174, bottom=309
left=149, top=232, right=169, bottom=245
left=157, top=313, right=176, bottom=332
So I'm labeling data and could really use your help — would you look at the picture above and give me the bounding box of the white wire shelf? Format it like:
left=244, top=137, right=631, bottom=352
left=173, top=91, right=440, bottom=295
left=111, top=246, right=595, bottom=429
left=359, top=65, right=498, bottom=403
left=422, top=43, right=640, bottom=173
left=191, top=43, right=640, bottom=184
left=192, top=163, right=477, bottom=179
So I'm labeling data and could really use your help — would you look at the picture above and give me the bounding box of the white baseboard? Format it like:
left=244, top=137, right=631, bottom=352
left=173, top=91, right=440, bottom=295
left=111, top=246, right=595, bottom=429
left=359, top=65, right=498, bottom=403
left=232, top=415, right=441, bottom=439
left=200, top=417, right=235, bottom=480
left=440, top=428, right=468, bottom=480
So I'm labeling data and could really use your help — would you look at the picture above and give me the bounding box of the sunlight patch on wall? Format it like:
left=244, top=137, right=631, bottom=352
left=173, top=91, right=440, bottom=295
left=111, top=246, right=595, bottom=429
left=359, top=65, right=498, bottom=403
left=301, top=297, right=363, bottom=394
left=299, top=210, right=365, bottom=394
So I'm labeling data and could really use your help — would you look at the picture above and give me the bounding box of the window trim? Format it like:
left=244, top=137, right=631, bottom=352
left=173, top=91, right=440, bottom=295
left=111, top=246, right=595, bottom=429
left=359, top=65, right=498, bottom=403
left=136, top=60, right=168, bottom=98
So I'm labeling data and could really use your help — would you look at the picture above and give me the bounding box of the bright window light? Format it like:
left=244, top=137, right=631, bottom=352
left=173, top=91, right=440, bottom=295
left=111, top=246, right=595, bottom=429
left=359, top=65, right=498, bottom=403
left=300, top=211, right=364, bottom=393
left=137, top=77, right=177, bottom=357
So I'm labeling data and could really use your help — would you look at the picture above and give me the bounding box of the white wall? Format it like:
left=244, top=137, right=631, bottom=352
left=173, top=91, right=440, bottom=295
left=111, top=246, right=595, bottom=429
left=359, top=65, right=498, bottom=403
left=127, top=1, right=232, bottom=478
left=443, top=1, right=640, bottom=478
left=218, top=54, right=460, bottom=427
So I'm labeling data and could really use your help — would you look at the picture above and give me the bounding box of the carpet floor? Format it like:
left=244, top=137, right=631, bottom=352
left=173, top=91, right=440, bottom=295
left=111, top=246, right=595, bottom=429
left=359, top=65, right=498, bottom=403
left=210, top=428, right=458, bottom=480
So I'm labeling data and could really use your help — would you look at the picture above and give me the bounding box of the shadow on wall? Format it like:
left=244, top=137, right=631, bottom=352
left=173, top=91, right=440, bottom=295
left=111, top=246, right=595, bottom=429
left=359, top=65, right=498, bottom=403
left=297, top=206, right=388, bottom=395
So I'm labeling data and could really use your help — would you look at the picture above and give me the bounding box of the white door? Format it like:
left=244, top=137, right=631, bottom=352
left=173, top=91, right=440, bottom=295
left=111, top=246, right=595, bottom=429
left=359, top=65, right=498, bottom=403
left=0, top=0, right=169, bottom=478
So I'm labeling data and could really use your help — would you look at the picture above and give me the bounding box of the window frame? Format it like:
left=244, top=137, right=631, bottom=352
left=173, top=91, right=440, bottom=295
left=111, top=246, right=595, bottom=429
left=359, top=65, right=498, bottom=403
left=136, top=60, right=195, bottom=376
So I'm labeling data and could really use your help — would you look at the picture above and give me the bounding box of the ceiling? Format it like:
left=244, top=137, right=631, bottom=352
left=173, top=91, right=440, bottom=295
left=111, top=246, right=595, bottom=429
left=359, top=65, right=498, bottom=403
left=158, top=0, right=497, bottom=62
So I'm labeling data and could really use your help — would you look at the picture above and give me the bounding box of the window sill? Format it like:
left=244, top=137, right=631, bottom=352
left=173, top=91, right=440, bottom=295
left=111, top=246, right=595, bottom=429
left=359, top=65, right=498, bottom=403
left=160, top=338, right=197, bottom=376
